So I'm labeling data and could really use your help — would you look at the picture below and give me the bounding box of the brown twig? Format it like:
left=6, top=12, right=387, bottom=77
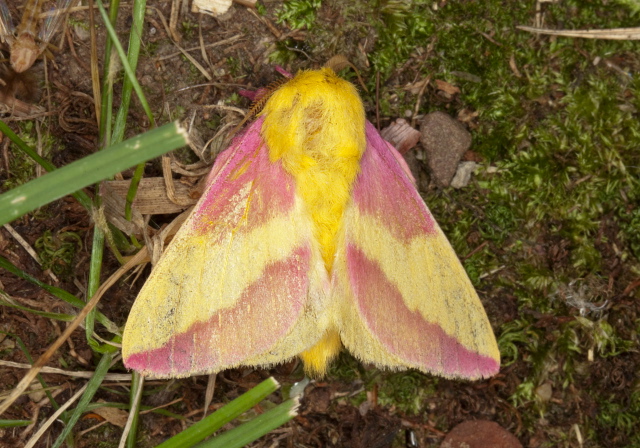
left=203, top=373, right=216, bottom=418
left=0, top=248, right=148, bottom=416
left=24, top=383, right=89, bottom=448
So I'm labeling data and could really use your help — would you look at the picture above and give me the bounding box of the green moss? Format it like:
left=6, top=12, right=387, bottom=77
left=328, top=354, right=436, bottom=415
left=226, top=56, right=242, bottom=77
left=327, top=351, right=365, bottom=382
left=67, top=16, right=90, bottom=31
left=365, top=0, right=434, bottom=77
left=268, top=38, right=308, bottom=65
left=615, top=0, right=640, bottom=13
left=142, top=40, right=160, bottom=57
left=256, top=2, right=267, bottom=15
left=180, top=20, right=198, bottom=40
left=205, top=115, right=223, bottom=131
left=597, top=388, right=640, bottom=435
left=2, top=122, right=58, bottom=191
left=615, top=197, right=640, bottom=260
left=35, top=230, right=82, bottom=278
left=375, top=371, right=436, bottom=415
left=276, top=0, right=322, bottom=29
left=2, top=149, right=37, bottom=191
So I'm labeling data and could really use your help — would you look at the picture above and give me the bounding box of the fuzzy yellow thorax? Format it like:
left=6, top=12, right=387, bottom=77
left=260, top=68, right=366, bottom=375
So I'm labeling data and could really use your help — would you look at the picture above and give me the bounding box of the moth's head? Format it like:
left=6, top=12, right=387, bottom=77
left=232, top=58, right=365, bottom=138
left=260, top=68, right=366, bottom=163
left=10, top=36, right=39, bottom=73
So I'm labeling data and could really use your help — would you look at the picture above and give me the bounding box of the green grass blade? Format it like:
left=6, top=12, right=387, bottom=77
left=99, top=0, right=121, bottom=146
left=112, top=0, right=150, bottom=144
left=124, top=162, right=145, bottom=222
left=2, top=331, right=60, bottom=411
left=195, top=398, right=300, bottom=448
left=86, top=226, right=105, bottom=346
left=96, top=0, right=155, bottom=130
left=0, top=255, right=117, bottom=333
left=0, top=420, right=32, bottom=428
left=51, top=352, right=116, bottom=448
left=0, top=120, right=92, bottom=210
left=0, top=122, right=187, bottom=226
left=108, top=0, right=151, bottom=222
left=156, top=377, right=281, bottom=448
left=0, top=295, right=76, bottom=322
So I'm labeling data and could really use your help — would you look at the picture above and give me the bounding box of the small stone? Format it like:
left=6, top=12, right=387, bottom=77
left=441, top=420, right=522, bottom=448
left=420, top=111, right=472, bottom=187
left=73, top=24, right=90, bottom=42
left=450, top=161, right=478, bottom=189
left=192, top=0, right=233, bottom=16
left=536, top=383, right=553, bottom=402
left=28, top=384, right=46, bottom=403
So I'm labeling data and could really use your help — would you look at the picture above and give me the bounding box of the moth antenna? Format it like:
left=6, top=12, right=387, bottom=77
left=228, top=77, right=289, bottom=138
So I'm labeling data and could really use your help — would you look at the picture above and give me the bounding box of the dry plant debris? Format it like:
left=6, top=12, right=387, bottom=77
left=0, top=0, right=639, bottom=446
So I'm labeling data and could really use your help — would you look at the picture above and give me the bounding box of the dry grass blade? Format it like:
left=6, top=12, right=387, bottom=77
left=162, top=155, right=197, bottom=206
left=102, top=177, right=197, bottom=216
left=517, top=26, right=640, bottom=40
left=0, top=360, right=132, bottom=380
left=0, top=248, right=148, bottom=416
left=146, top=206, right=192, bottom=265
left=203, top=373, right=216, bottom=418
left=88, top=0, right=101, bottom=125
left=117, top=376, right=143, bottom=448
left=2, top=223, right=58, bottom=282
left=100, top=182, right=147, bottom=235
left=324, top=55, right=366, bottom=92
left=23, top=383, right=88, bottom=448
left=147, top=5, right=212, bottom=80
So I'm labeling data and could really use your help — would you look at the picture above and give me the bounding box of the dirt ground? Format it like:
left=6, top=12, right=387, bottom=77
left=0, top=0, right=639, bottom=447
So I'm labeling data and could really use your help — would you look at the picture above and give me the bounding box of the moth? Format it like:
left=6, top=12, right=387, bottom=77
left=122, top=68, right=500, bottom=379
left=0, top=0, right=73, bottom=73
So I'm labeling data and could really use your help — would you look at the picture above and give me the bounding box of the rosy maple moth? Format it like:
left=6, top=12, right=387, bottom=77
left=122, top=68, right=500, bottom=380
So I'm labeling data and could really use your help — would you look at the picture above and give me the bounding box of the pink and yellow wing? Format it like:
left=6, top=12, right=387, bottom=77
left=334, top=122, right=500, bottom=379
left=122, top=118, right=327, bottom=378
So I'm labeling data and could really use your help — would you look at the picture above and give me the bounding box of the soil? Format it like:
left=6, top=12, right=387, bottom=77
left=0, top=1, right=639, bottom=448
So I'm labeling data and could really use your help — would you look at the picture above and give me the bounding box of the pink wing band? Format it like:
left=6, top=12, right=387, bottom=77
left=125, top=242, right=312, bottom=376
left=344, top=122, right=499, bottom=378
left=352, top=122, right=438, bottom=242
left=346, top=245, right=499, bottom=378
left=125, top=118, right=312, bottom=376
left=194, top=117, right=296, bottom=236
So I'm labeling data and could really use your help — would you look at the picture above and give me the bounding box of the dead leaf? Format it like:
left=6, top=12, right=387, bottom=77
left=435, top=79, right=460, bottom=95
left=404, top=77, right=430, bottom=95
left=92, top=403, right=129, bottom=428
left=457, top=108, right=479, bottom=124
left=381, top=118, right=421, bottom=155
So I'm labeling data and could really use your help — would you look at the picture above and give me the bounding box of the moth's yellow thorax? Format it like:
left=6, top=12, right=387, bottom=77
left=261, top=68, right=366, bottom=271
